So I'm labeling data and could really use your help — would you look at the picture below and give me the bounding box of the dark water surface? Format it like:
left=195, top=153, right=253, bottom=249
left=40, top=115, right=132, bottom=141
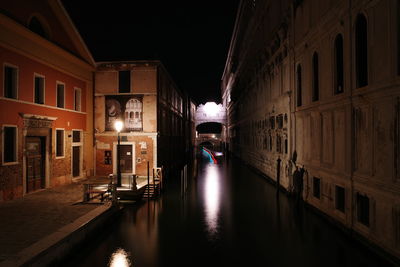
left=64, top=156, right=395, bottom=267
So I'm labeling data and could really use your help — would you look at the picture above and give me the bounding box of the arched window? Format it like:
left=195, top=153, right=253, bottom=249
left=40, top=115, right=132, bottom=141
left=312, top=52, right=319, bottom=101
left=28, top=16, right=48, bottom=39
left=355, top=14, right=368, bottom=88
left=296, top=65, right=302, bottom=107
left=334, top=34, right=344, bottom=94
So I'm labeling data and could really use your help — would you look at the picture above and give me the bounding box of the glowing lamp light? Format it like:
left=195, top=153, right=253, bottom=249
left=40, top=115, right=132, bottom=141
left=204, top=102, right=218, bottom=117
left=114, top=120, right=123, bottom=132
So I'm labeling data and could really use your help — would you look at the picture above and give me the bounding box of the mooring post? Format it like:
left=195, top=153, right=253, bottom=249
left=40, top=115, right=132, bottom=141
left=147, top=161, right=150, bottom=199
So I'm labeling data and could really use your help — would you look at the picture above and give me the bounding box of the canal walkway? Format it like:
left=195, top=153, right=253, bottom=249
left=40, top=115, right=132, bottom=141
left=0, top=176, right=115, bottom=266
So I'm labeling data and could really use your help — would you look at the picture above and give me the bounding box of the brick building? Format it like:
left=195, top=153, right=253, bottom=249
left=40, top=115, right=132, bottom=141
left=222, top=0, right=400, bottom=260
left=0, top=0, right=95, bottom=200
left=94, top=61, right=192, bottom=180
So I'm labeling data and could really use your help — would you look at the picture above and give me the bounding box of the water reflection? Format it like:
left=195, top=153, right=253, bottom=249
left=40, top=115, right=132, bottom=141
left=203, top=164, right=221, bottom=237
left=108, top=248, right=131, bottom=267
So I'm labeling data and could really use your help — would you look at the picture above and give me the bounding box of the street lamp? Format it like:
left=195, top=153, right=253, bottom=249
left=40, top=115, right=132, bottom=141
left=114, top=120, right=123, bottom=187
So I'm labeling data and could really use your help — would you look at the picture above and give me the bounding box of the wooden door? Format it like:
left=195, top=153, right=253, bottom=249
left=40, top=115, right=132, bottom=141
left=26, top=137, right=45, bottom=192
left=119, top=145, right=132, bottom=173
left=73, top=146, right=80, bottom=177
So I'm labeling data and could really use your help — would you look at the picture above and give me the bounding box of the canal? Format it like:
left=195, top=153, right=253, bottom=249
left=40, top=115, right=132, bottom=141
left=63, top=155, right=395, bottom=267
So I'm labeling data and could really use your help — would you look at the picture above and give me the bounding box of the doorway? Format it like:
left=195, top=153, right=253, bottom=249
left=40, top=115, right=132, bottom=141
left=113, top=142, right=135, bottom=175
left=26, top=137, right=45, bottom=193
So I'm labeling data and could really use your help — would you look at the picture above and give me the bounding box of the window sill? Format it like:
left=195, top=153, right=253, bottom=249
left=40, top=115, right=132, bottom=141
left=2, top=161, right=19, bottom=166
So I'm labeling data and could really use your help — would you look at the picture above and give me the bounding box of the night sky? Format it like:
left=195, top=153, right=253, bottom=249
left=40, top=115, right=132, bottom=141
left=61, top=1, right=240, bottom=105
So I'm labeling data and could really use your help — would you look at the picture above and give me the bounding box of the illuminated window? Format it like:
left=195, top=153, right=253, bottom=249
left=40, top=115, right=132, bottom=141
left=334, top=34, right=344, bottom=94
left=355, top=14, right=368, bottom=88
left=4, top=65, right=18, bottom=99
left=312, top=52, right=319, bottom=101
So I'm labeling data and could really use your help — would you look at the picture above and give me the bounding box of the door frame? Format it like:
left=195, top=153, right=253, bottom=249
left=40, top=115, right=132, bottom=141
left=71, top=129, right=83, bottom=179
left=113, top=141, right=135, bottom=175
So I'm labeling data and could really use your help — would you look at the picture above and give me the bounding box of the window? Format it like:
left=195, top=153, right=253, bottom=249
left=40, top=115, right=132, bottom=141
left=269, top=116, right=275, bottom=129
left=334, top=34, right=344, bottom=94
left=72, top=130, right=81, bottom=143
left=276, top=135, right=281, bottom=153
left=284, top=138, right=288, bottom=154
left=56, top=129, right=64, bottom=157
left=28, top=16, right=49, bottom=39
left=312, top=52, right=319, bottom=101
left=4, top=65, right=18, bottom=99
left=74, top=88, right=81, bottom=111
left=56, top=82, right=65, bottom=108
left=313, top=177, right=321, bottom=199
left=357, top=193, right=370, bottom=226
left=119, top=70, right=131, bottom=93
left=355, top=14, right=368, bottom=88
left=3, top=126, right=17, bottom=164
left=34, top=75, right=45, bottom=104
left=335, top=186, right=345, bottom=213
left=277, top=114, right=283, bottom=129
left=296, top=65, right=302, bottom=107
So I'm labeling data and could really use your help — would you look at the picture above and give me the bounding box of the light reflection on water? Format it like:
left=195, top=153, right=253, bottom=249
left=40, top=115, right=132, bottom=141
left=108, top=248, right=131, bottom=267
left=203, top=164, right=221, bottom=237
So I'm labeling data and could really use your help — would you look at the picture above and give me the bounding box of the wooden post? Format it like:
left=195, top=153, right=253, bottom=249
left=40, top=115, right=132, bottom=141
left=147, top=161, right=150, bottom=199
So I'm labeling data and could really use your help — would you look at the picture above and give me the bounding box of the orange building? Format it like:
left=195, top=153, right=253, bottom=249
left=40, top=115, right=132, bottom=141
left=0, top=0, right=95, bottom=200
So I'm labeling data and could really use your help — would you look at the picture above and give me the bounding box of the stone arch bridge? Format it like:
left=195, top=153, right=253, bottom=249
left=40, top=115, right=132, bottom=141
left=194, top=102, right=226, bottom=148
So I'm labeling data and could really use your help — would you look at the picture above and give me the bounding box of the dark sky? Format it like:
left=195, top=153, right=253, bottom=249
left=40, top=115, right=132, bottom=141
left=61, top=1, right=239, bottom=105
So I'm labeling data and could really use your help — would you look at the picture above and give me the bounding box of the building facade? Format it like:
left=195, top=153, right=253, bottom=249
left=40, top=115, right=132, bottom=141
left=94, top=61, right=192, bottom=180
left=0, top=0, right=95, bottom=201
left=222, top=0, right=400, bottom=260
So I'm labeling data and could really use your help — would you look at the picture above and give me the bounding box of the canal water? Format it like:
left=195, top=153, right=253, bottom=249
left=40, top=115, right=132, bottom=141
left=63, top=154, right=395, bottom=267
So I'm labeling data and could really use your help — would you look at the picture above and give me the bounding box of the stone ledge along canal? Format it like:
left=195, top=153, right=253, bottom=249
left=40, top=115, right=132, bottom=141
left=61, top=154, right=395, bottom=267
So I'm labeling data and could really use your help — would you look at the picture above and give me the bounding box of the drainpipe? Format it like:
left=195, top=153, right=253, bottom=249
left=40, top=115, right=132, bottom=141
left=92, top=71, right=96, bottom=177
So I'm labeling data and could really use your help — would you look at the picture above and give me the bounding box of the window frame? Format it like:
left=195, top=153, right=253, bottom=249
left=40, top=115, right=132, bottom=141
left=74, top=87, right=81, bottom=111
left=55, top=128, right=65, bottom=158
left=3, top=63, right=19, bottom=99
left=2, top=124, right=18, bottom=165
left=56, top=81, right=65, bottom=109
left=33, top=73, right=45, bottom=104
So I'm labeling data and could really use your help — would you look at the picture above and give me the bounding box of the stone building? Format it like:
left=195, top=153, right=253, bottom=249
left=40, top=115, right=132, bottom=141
left=94, top=61, right=192, bottom=180
left=222, top=0, right=400, bottom=260
left=0, top=0, right=95, bottom=200
left=221, top=0, right=293, bottom=189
